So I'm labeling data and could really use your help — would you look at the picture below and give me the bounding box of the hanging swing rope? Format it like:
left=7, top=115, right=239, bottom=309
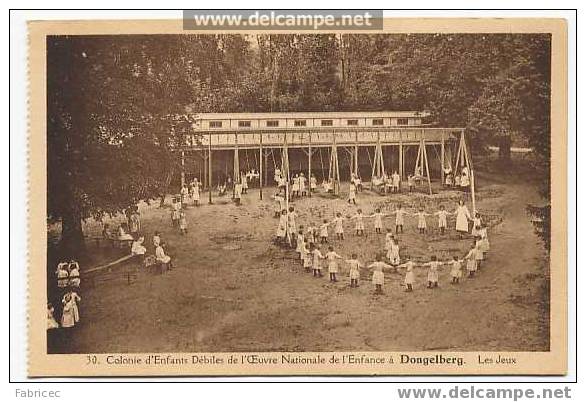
left=366, top=146, right=374, bottom=190
left=346, top=148, right=353, bottom=178
left=270, top=149, right=278, bottom=170
left=244, top=149, right=252, bottom=172
left=319, top=147, right=326, bottom=181
left=328, top=136, right=340, bottom=196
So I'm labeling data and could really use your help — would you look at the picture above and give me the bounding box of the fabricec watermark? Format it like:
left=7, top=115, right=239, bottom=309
left=183, top=10, right=383, bottom=31
left=15, top=389, right=62, bottom=398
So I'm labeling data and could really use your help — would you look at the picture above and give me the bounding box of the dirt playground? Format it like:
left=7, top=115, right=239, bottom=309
left=48, top=165, right=550, bottom=354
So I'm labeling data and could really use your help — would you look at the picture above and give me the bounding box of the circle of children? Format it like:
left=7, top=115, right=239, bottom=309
left=46, top=166, right=479, bottom=329
left=272, top=167, right=489, bottom=295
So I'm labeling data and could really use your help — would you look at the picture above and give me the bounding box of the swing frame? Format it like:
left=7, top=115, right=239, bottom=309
left=179, top=124, right=472, bottom=203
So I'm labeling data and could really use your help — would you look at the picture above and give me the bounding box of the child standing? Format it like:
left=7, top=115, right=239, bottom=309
left=387, top=238, right=401, bottom=266
left=180, top=184, right=189, bottom=205
left=348, top=181, right=357, bottom=204
left=312, top=244, right=324, bottom=277
left=47, top=303, right=59, bottom=329
left=355, top=175, right=363, bottom=192
left=346, top=254, right=362, bottom=288
left=325, top=246, right=343, bottom=282
left=435, top=205, right=451, bottom=235
left=450, top=256, right=463, bottom=284
left=351, top=209, right=365, bottom=236
left=471, top=212, right=482, bottom=237
left=306, top=223, right=317, bottom=245
left=479, top=226, right=490, bottom=257
left=192, top=179, right=200, bottom=206
left=391, top=171, right=400, bottom=193
left=474, top=237, right=484, bottom=268
left=370, top=208, right=386, bottom=234
left=398, top=256, right=415, bottom=292
left=384, top=229, right=395, bottom=250
left=369, top=254, right=393, bottom=294
left=310, top=174, right=317, bottom=192
left=414, top=207, right=431, bottom=234
left=332, top=213, right=345, bottom=240
left=407, top=175, right=415, bottom=192
left=241, top=172, right=249, bottom=194
left=291, top=174, right=300, bottom=198
left=63, top=289, right=81, bottom=323
left=288, top=207, right=298, bottom=241
left=276, top=210, right=288, bottom=244
left=68, top=260, right=81, bottom=289
left=273, top=192, right=285, bottom=218
left=393, top=204, right=408, bottom=234
left=234, top=182, right=243, bottom=205
left=179, top=211, right=188, bottom=235
left=129, top=211, right=140, bottom=237
left=295, top=228, right=305, bottom=259
left=61, top=294, right=75, bottom=329
left=302, top=240, right=312, bottom=273
left=455, top=199, right=472, bottom=237
left=56, top=262, right=69, bottom=291
left=319, top=220, right=330, bottom=243
left=423, top=256, right=442, bottom=288
left=171, top=198, right=181, bottom=227
left=299, top=173, right=307, bottom=197
left=465, top=242, right=477, bottom=277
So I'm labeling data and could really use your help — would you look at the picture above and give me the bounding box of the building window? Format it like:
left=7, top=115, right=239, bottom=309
left=397, top=118, right=409, bottom=125
left=372, top=118, right=384, bottom=126
left=294, top=120, right=307, bottom=127
left=209, top=121, right=223, bottom=128
left=266, top=120, right=279, bottom=127
left=238, top=120, right=251, bottom=128
left=347, top=119, right=358, bottom=126
left=321, top=119, right=333, bottom=126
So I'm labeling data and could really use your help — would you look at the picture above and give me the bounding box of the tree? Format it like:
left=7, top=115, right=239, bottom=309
left=48, top=33, right=553, bottom=254
left=47, top=35, right=221, bottom=254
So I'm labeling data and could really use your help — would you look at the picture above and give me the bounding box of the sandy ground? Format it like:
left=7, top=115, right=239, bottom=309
left=49, top=171, right=550, bottom=353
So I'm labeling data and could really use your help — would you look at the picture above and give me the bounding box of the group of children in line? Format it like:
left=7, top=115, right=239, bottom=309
left=216, top=170, right=261, bottom=198
left=443, top=166, right=471, bottom=192
left=274, top=200, right=490, bottom=294
left=49, top=260, right=82, bottom=330
left=274, top=170, right=321, bottom=198
left=277, top=200, right=475, bottom=241
left=371, top=171, right=403, bottom=194
left=180, top=178, right=203, bottom=207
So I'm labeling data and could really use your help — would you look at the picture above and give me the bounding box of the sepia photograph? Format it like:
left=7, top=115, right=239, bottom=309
left=23, top=16, right=568, bottom=376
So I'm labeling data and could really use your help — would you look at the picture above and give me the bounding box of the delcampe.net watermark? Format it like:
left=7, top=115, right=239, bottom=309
left=183, top=10, right=383, bottom=31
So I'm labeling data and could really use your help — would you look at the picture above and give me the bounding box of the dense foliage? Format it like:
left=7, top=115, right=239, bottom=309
left=47, top=33, right=552, bottom=252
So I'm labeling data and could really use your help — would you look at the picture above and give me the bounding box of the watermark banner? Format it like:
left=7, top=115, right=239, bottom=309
left=183, top=10, right=383, bottom=31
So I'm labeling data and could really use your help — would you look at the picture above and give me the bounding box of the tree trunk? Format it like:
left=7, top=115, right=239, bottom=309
left=60, top=208, right=85, bottom=258
left=498, top=135, right=511, bottom=164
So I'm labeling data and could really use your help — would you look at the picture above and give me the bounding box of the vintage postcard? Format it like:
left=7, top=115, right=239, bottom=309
left=27, top=14, right=568, bottom=377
